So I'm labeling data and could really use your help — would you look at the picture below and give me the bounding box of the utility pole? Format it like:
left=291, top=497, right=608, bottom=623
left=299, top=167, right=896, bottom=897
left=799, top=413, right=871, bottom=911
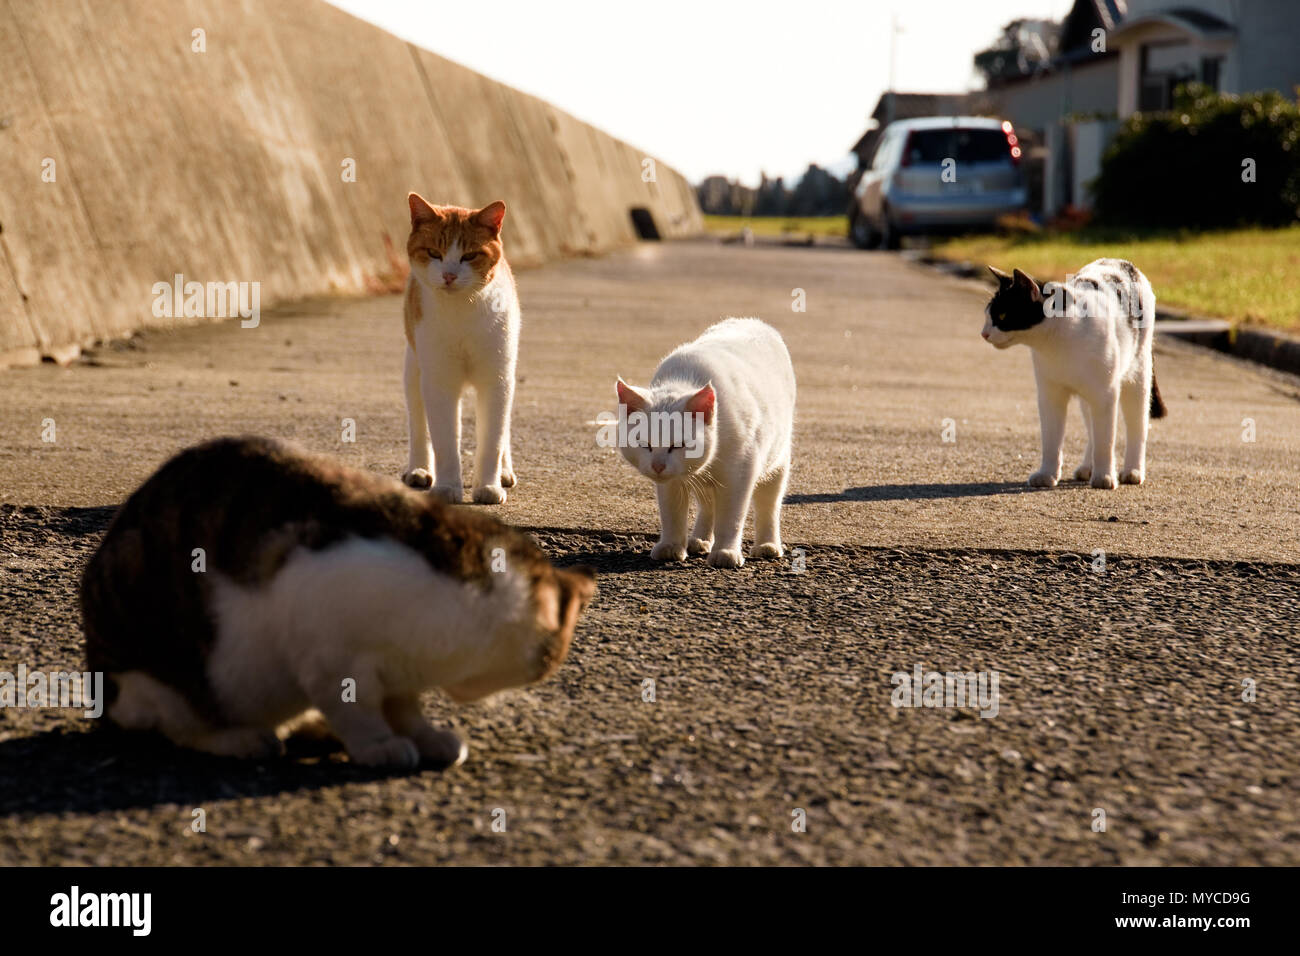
left=887, top=13, right=901, bottom=125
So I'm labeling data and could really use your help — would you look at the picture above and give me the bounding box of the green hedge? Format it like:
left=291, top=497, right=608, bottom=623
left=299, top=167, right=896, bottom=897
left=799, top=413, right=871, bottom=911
left=1092, top=85, right=1300, bottom=228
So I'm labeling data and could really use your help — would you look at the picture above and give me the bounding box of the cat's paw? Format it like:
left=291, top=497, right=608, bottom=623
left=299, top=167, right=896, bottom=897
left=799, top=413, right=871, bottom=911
left=402, top=468, right=433, bottom=490
left=1120, top=468, right=1145, bottom=486
left=200, top=727, right=285, bottom=760
left=1073, top=463, right=1093, bottom=482
left=430, top=484, right=463, bottom=504
left=749, top=541, right=783, bottom=560
left=707, top=548, right=745, bottom=569
left=1027, top=470, right=1059, bottom=488
left=472, top=484, right=507, bottom=505
left=411, top=727, right=468, bottom=770
left=650, top=540, right=687, bottom=562
left=347, top=734, right=420, bottom=769
left=1090, top=471, right=1118, bottom=489
left=687, top=537, right=713, bottom=556
left=500, top=469, right=517, bottom=489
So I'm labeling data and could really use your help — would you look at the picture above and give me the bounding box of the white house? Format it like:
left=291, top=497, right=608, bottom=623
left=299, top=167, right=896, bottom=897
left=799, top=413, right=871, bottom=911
left=1111, top=1, right=1300, bottom=116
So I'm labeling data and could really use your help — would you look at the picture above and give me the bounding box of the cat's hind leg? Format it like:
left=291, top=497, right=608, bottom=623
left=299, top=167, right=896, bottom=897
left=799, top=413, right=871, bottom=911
left=1086, top=386, right=1121, bottom=489
left=383, top=696, right=467, bottom=770
left=749, top=463, right=789, bottom=559
left=1073, top=398, right=1094, bottom=481
left=687, top=485, right=715, bottom=555
left=108, top=671, right=282, bottom=759
left=402, top=345, right=434, bottom=490
left=500, top=429, right=516, bottom=488
left=1119, top=378, right=1150, bottom=485
left=1029, top=380, right=1070, bottom=487
left=651, top=482, right=689, bottom=561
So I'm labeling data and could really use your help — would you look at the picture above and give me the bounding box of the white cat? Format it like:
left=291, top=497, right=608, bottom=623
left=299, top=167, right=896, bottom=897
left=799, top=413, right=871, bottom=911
left=402, top=194, right=519, bottom=505
left=982, top=258, right=1166, bottom=489
left=615, top=318, right=796, bottom=569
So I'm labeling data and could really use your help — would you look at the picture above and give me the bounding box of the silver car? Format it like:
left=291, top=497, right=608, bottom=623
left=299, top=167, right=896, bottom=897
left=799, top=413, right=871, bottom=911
left=850, top=116, right=1027, bottom=249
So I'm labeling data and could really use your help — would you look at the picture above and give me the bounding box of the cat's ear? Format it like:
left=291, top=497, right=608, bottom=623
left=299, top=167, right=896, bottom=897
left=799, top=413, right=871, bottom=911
left=685, top=383, right=716, bottom=425
left=408, top=192, right=439, bottom=225
left=557, top=566, right=596, bottom=621
left=989, top=266, right=1013, bottom=289
left=475, top=200, right=507, bottom=237
left=616, top=378, right=649, bottom=413
left=1012, top=268, right=1043, bottom=302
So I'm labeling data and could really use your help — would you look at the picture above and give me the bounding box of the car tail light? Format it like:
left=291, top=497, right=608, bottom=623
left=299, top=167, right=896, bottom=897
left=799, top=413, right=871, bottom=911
left=1002, top=120, right=1021, bottom=165
left=898, top=132, right=915, bottom=167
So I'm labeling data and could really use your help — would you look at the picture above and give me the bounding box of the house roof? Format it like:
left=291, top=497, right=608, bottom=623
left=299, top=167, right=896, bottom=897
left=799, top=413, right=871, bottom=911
left=1111, top=6, right=1235, bottom=40
left=870, top=92, right=973, bottom=124
left=1060, top=0, right=1126, bottom=52
left=850, top=92, right=975, bottom=154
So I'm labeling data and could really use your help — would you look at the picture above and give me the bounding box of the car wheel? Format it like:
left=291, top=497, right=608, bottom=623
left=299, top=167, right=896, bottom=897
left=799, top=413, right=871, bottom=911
left=849, top=212, right=877, bottom=250
left=880, top=211, right=901, bottom=251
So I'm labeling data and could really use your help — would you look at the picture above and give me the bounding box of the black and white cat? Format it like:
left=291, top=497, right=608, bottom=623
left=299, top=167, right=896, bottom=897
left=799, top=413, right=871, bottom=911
left=983, top=258, right=1167, bottom=488
left=81, top=437, right=595, bottom=768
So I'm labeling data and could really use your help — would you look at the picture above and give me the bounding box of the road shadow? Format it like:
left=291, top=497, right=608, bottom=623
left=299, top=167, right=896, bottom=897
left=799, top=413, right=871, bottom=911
left=0, top=726, right=441, bottom=818
left=785, top=481, right=1048, bottom=504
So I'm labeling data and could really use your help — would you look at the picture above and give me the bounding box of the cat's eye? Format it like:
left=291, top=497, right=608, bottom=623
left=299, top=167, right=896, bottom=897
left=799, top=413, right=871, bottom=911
left=460, top=252, right=480, bottom=262
left=426, top=250, right=442, bottom=260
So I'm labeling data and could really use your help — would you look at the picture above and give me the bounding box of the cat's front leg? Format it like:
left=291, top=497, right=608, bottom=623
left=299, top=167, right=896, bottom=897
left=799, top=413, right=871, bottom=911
left=650, top=481, right=689, bottom=561
left=308, top=665, right=419, bottom=769
left=707, top=472, right=756, bottom=569
left=471, top=374, right=514, bottom=504
left=687, top=485, right=715, bottom=555
left=383, top=696, right=467, bottom=770
left=1087, top=387, right=1121, bottom=489
left=1029, top=380, right=1070, bottom=487
left=422, top=378, right=463, bottom=504
left=402, top=346, right=434, bottom=489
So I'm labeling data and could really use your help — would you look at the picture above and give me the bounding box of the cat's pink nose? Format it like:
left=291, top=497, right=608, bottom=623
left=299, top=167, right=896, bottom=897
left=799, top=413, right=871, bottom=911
left=651, top=462, right=665, bottom=474
left=442, top=272, right=457, bottom=286
left=981, top=330, right=991, bottom=340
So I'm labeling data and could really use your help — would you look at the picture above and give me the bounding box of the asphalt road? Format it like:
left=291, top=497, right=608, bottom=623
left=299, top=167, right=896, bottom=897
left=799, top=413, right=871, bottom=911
left=1, top=240, right=1298, bottom=864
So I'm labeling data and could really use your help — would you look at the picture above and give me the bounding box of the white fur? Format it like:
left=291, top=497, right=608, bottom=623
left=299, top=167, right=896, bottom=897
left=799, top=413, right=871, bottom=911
left=107, top=536, right=542, bottom=767
left=618, top=318, right=796, bottom=569
left=982, top=258, right=1156, bottom=488
left=404, top=250, right=519, bottom=504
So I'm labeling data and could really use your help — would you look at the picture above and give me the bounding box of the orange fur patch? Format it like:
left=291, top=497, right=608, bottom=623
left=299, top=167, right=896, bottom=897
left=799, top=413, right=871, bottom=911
left=403, top=276, right=421, bottom=349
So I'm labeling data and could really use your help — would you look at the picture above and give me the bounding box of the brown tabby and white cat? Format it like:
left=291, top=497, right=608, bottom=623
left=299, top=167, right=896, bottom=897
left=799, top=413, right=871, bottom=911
left=81, top=437, right=595, bottom=769
left=402, top=194, right=520, bottom=505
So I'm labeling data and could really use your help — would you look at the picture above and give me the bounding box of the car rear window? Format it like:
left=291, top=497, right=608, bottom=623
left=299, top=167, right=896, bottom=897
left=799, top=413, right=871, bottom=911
left=904, top=128, right=1009, bottom=164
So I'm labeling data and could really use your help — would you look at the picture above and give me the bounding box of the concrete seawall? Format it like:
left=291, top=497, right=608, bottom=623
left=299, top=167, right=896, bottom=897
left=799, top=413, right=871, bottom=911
left=0, top=0, right=701, bottom=366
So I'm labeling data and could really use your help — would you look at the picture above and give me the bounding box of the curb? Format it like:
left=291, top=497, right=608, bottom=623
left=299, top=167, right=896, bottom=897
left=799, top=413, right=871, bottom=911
left=907, top=251, right=1300, bottom=378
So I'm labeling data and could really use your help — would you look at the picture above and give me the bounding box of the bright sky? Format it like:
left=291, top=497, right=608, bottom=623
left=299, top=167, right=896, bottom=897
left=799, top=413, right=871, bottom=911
left=326, top=0, right=1073, bottom=186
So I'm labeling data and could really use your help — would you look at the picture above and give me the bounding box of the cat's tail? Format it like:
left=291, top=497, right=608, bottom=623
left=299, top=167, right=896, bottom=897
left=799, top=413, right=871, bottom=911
left=1150, top=369, right=1168, bottom=419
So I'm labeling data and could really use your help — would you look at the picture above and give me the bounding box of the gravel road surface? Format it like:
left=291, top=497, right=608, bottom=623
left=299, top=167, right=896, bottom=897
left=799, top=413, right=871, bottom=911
left=1, top=241, right=1297, bottom=864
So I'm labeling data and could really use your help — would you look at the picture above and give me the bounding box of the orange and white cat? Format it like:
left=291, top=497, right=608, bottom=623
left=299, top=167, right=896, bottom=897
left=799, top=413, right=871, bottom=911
left=402, top=194, right=519, bottom=504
